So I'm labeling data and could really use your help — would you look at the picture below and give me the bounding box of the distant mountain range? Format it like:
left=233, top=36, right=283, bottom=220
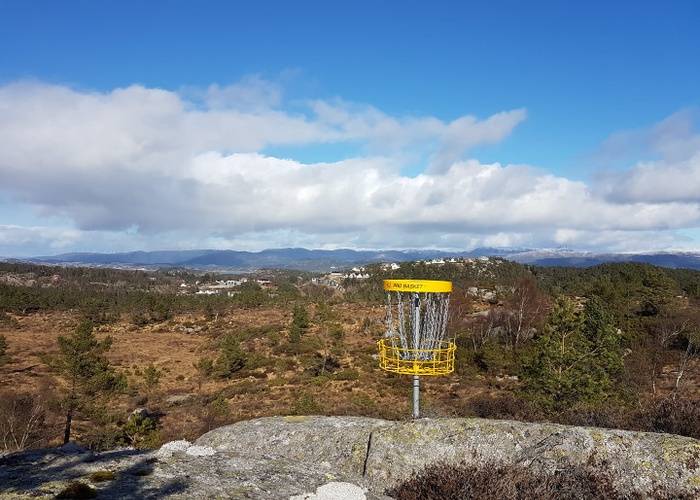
left=505, top=249, right=700, bottom=270
left=8, top=247, right=700, bottom=273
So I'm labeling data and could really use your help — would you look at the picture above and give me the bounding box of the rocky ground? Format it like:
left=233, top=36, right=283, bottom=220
left=2, top=415, right=700, bottom=499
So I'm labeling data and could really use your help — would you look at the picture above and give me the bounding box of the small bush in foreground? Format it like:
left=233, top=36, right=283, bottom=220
left=640, top=398, right=700, bottom=439
left=89, top=470, right=116, bottom=482
left=55, top=481, right=97, bottom=499
left=387, top=460, right=691, bottom=500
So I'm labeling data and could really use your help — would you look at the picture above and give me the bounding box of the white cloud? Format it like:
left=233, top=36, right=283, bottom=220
left=428, top=109, right=528, bottom=174
left=0, top=79, right=699, bottom=256
left=0, top=225, right=83, bottom=254
left=594, top=110, right=700, bottom=204
left=599, top=155, right=700, bottom=204
left=204, top=76, right=283, bottom=111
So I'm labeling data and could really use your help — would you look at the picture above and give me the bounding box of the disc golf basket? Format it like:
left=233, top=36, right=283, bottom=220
left=378, top=279, right=456, bottom=418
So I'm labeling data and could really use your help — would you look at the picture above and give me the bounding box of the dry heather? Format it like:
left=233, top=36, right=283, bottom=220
left=0, top=303, right=479, bottom=447
left=2, top=298, right=700, bottom=450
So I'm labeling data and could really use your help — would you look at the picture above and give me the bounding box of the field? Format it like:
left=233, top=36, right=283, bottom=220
left=1, top=301, right=497, bottom=446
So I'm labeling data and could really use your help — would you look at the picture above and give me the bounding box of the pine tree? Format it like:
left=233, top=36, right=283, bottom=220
left=0, top=333, right=8, bottom=365
left=40, top=322, right=125, bottom=444
left=214, top=333, right=247, bottom=378
left=292, top=305, right=310, bottom=329
left=193, top=357, right=214, bottom=390
left=581, top=295, right=625, bottom=397
left=289, top=305, right=310, bottom=343
left=141, top=363, right=162, bottom=393
left=520, top=295, right=626, bottom=413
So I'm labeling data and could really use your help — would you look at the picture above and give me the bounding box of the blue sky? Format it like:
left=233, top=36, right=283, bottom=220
left=0, top=1, right=699, bottom=257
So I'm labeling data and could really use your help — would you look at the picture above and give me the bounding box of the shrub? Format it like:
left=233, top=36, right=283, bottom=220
left=303, top=353, right=340, bottom=377
left=120, top=412, right=161, bottom=449
left=0, top=314, right=20, bottom=331
left=0, top=391, right=48, bottom=451
left=315, top=302, right=339, bottom=322
left=268, top=378, right=287, bottom=387
left=555, top=403, right=634, bottom=430
left=460, top=393, right=541, bottom=422
left=291, top=391, right=320, bottom=415
left=56, top=481, right=97, bottom=499
left=89, top=470, right=116, bottom=482
left=309, top=375, right=331, bottom=386
left=210, top=394, right=230, bottom=420
left=387, top=460, right=683, bottom=500
left=245, top=352, right=275, bottom=371
left=334, top=369, right=360, bottom=381
left=640, top=398, right=700, bottom=439
left=350, top=393, right=376, bottom=409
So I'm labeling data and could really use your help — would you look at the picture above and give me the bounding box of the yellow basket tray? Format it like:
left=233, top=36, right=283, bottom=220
left=377, top=338, right=456, bottom=376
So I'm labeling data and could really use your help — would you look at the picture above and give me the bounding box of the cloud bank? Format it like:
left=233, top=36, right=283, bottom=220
left=0, top=79, right=698, bottom=256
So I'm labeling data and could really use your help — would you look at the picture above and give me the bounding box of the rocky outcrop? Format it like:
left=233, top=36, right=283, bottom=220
left=2, top=416, right=700, bottom=499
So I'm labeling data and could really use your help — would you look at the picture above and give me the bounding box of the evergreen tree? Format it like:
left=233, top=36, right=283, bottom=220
left=141, top=363, right=162, bottom=393
left=581, top=295, right=625, bottom=391
left=0, top=333, right=8, bottom=365
left=289, top=304, right=310, bottom=343
left=520, top=296, right=626, bottom=413
left=292, top=305, right=310, bottom=329
left=193, top=357, right=214, bottom=390
left=214, top=333, right=247, bottom=378
left=40, top=322, right=125, bottom=444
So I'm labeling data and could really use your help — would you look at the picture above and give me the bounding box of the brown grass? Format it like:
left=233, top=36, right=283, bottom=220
left=2, top=302, right=700, bottom=449
left=0, top=305, right=434, bottom=445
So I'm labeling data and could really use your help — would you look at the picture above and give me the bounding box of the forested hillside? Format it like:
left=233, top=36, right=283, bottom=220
left=2, top=258, right=700, bottom=453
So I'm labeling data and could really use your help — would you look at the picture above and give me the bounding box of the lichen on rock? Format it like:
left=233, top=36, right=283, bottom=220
left=2, top=416, right=700, bottom=499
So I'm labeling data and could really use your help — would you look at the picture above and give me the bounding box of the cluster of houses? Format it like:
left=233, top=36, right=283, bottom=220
left=177, top=256, right=496, bottom=296
left=178, top=277, right=273, bottom=296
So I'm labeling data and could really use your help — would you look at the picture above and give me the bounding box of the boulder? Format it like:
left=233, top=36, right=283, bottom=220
left=196, top=415, right=700, bottom=497
left=195, top=415, right=392, bottom=475
left=2, top=416, right=700, bottom=499
left=166, top=394, right=193, bottom=406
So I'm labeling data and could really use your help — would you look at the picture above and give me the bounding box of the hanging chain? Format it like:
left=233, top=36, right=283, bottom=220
left=385, top=289, right=451, bottom=361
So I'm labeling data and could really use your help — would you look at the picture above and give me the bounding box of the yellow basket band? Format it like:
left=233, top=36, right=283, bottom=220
left=383, top=279, right=452, bottom=293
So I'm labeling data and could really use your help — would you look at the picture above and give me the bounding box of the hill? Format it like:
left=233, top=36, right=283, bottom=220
left=12, top=247, right=700, bottom=272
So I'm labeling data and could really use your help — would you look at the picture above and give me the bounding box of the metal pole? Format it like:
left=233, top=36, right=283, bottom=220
left=413, top=294, right=420, bottom=354
left=413, top=293, right=421, bottom=419
left=413, top=375, right=420, bottom=418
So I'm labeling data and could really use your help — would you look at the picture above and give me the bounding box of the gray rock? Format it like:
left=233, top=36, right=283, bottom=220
left=363, top=417, right=700, bottom=495
left=290, top=481, right=369, bottom=499
left=166, top=394, right=193, bottom=406
left=2, top=416, right=700, bottom=499
left=195, top=415, right=392, bottom=475
left=131, top=408, right=150, bottom=419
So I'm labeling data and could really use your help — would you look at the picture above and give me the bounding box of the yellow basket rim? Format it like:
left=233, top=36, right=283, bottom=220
left=377, top=338, right=456, bottom=376
left=383, top=279, right=452, bottom=293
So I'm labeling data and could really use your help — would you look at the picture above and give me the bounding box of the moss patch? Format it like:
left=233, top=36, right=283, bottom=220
left=55, top=481, right=97, bottom=499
